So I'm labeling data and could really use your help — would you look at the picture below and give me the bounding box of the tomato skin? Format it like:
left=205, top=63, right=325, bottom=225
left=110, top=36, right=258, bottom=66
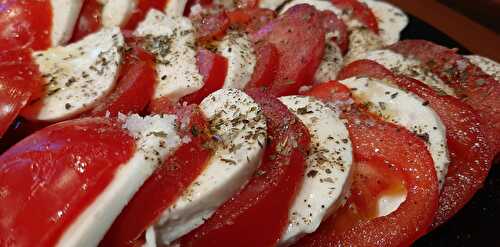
left=0, top=49, right=44, bottom=138
left=179, top=88, right=310, bottom=247
left=124, top=0, right=169, bottom=30
left=338, top=59, right=494, bottom=228
left=84, top=45, right=156, bottom=117
left=100, top=106, right=212, bottom=246
left=0, top=118, right=135, bottom=247
left=388, top=40, right=500, bottom=154
left=245, top=41, right=280, bottom=89
left=330, top=0, right=379, bottom=34
left=299, top=81, right=439, bottom=247
left=227, top=8, right=276, bottom=33
left=251, top=4, right=326, bottom=96
left=320, top=10, right=349, bottom=54
left=70, top=0, right=103, bottom=42
left=0, top=0, right=52, bottom=50
left=181, top=49, right=228, bottom=104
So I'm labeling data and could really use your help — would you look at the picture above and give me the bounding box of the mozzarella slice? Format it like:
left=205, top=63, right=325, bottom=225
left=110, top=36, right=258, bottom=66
left=279, top=96, right=353, bottom=246
left=56, top=114, right=181, bottom=247
left=217, top=32, right=257, bottom=89
left=22, top=27, right=124, bottom=122
left=147, top=89, right=267, bottom=245
left=259, top=0, right=289, bottom=10
left=360, top=0, right=408, bottom=45
left=101, top=0, right=137, bottom=27
left=360, top=49, right=457, bottom=96
left=315, top=35, right=344, bottom=82
left=135, top=10, right=204, bottom=103
left=466, top=55, right=500, bottom=81
left=50, top=0, right=84, bottom=46
left=340, top=77, right=449, bottom=188
left=165, top=0, right=188, bottom=16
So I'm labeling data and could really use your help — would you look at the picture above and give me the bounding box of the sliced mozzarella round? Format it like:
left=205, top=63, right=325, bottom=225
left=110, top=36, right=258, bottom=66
left=259, top=0, right=289, bottom=10
left=279, top=96, right=353, bottom=246
left=315, top=34, right=344, bottom=82
left=50, top=0, right=84, bottom=46
left=134, top=10, right=204, bottom=103
left=344, top=28, right=383, bottom=64
left=360, top=49, right=457, bottom=96
left=165, top=0, right=188, bottom=16
left=217, top=32, right=257, bottom=89
left=147, top=89, right=267, bottom=245
left=101, top=0, right=137, bottom=27
left=360, top=0, right=408, bottom=45
left=340, top=77, right=449, bottom=188
left=22, top=27, right=124, bottom=122
left=57, top=114, right=181, bottom=247
left=466, top=55, right=500, bottom=81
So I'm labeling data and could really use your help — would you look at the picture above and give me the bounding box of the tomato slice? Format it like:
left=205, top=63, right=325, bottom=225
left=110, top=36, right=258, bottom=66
left=330, top=0, right=379, bottom=34
left=84, top=44, right=156, bottom=117
left=100, top=105, right=212, bottom=246
left=389, top=40, right=500, bottom=155
left=124, top=0, right=169, bottom=30
left=320, top=10, right=349, bottom=54
left=0, top=0, right=52, bottom=50
left=227, top=8, right=276, bottom=33
left=251, top=4, right=326, bottom=96
left=338, top=59, right=494, bottom=227
left=0, top=118, right=135, bottom=247
left=0, top=49, right=44, bottom=138
left=299, top=81, right=439, bottom=246
left=245, top=41, right=280, bottom=89
left=179, top=88, right=310, bottom=247
left=191, top=9, right=230, bottom=44
left=180, top=48, right=228, bottom=104
left=70, top=0, right=102, bottom=42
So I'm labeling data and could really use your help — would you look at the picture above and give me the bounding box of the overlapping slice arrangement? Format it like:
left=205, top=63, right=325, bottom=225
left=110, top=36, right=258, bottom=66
left=0, top=1, right=498, bottom=247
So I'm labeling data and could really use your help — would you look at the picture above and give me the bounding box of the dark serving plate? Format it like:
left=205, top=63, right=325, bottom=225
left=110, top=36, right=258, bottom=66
left=401, top=15, right=500, bottom=247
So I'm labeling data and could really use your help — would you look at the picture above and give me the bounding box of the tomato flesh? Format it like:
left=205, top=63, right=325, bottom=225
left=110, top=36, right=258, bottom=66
left=299, top=81, right=439, bottom=247
left=227, top=8, right=276, bottom=33
left=320, top=10, right=349, bottom=54
left=0, top=118, right=135, bottom=247
left=124, top=0, right=169, bottom=30
left=251, top=4, right=326, bottom=96
left=70, top=0, right=102, bottom=42
left=330, top=0, right=379, bottom=34
left=179, top=88, right=310, bottom=247
left=245, top=41, right=280, bottom=89
left=338, top=59, right=494, bottom=227
left=389, top=40, right=500, bottom=154
left=85, top=44, right=156, bottom=117
left=100, top=105, right=212, bottom=246
left=0, top=0, right=52, bottom=50
left=191, top=9, right=230, bottom=44
left=0, top=49, right=44, bottom=138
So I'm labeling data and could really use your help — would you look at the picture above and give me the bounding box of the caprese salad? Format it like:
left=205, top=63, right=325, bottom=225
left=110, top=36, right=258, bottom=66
left=0, top=0, right=498, bottom=246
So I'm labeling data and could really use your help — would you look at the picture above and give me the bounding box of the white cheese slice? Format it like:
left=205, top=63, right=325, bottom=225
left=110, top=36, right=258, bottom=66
left=466, top=55, right=500, bottom=81
left=259, top=0, right=289, bottom=10
left=135, top=10, right=204, bottom=103
left=50, top=0, right=84, bottom=46
left=165, top=0, right=188, bottom=16
left=101, top=0, right=138, bottom=27
left=22, top=27, right=124, bottom=122
left=218, top=32, right=257, bottom=89
left=147, top=89, right=267, bottom=245
left=315, top=34, right=344, bottom=82
left=279, top=96, right=353, bottom=246
left=360, top=0, right=408, bottom=45
left=56, top=114, right=181, bottom=247
left=360, top=49, right=457, bottom=96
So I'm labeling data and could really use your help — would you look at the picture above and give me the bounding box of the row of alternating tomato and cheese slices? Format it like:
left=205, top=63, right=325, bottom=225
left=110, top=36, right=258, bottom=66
left=0, top=0, right=499, bottom=247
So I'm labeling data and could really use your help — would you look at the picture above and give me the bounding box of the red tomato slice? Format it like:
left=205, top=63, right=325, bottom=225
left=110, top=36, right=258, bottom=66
left=227, top=8, right=276, bottom=33
left=191, top=9, right=230, bottom=44
left=251, top=4, right=326, bottom=96
left=179, top=88, right=310, bottom=247
left=0, top=0, right=52, bottom=50
left=0, top=49, right=44, bottom=138
left=338, top=59, right=494, bottom=227
left=0, top=118, right=135, bottom=247
left=320, top=10, right=349, bottom=54
left=245, top=41, right=280, bottom=89
left=389, top=40, right=500, bottom=155
left=124, top=0, right=169, bottom=30
left=330, top=0, right=379, bottom=34
left=100, top=105, right=212, bottom=246
left=70, top=0, right=102, bottom=42
left=84, top=44, right=156, bottom=117
left=180, top=48, right=228, bottom=104
left=299, top=81, right=439, bottom=247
